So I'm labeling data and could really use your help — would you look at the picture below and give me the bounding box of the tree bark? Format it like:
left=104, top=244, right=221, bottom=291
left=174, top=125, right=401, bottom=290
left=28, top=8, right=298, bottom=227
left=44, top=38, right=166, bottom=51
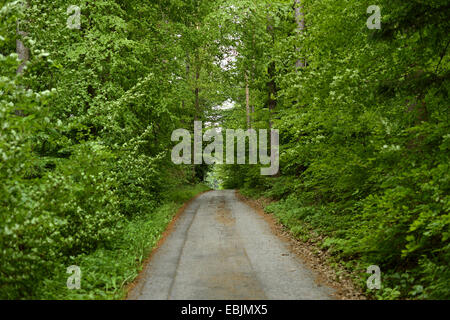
left=294, top=0, right=305, bottom=69
left=245, top=71, right=251, bottom=128
left=194, top=48, right=201, bottom=121
left=266, top=14, right=277, bottom=129
left=15, top=3, right=29, bottom=116
left=16, top=8, right=29, bottom=74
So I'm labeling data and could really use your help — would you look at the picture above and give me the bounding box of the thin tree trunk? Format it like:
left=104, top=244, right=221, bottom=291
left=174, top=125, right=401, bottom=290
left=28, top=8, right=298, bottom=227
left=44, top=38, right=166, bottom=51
left=267, top=62, right=277, bottom=130
left=15, top=3, right=29, bottom=116
left=245, top=71, right=251, bottom=128
left=294, top=0, right=305, bottom=69
left=266, top=7, right=280, bottom=176
left=266, top=14, right=277, bottom=130
left=16, top=7, right=29, bottom=75
left=194, top=50, right=200, bottom=121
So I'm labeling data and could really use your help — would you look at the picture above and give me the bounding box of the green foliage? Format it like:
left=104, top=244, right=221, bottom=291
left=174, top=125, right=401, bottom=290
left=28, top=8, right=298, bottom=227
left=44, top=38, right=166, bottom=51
left=34, top=184, right=210, bottom=300
left=1, top=0, right=213, bottom=299
left=1, top=0, right=449, bottom=300
left=219, top=0, right=450, bottom=299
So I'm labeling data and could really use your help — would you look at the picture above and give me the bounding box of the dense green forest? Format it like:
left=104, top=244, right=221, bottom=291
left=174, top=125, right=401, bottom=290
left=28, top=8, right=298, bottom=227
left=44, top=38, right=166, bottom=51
left=1, top=0, right=449, bottom=299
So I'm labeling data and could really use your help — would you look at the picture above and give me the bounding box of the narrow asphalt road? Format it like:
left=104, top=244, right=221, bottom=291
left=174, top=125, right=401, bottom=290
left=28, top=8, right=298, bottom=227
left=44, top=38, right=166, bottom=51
left=127, top=190, right=334, bottom=300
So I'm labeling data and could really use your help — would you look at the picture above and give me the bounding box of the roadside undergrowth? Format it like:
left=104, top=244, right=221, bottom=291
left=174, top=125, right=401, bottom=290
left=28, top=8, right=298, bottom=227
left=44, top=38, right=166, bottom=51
left=35, top=184, right=210, bottom=300
left=236, top=190, right=369, bottom=300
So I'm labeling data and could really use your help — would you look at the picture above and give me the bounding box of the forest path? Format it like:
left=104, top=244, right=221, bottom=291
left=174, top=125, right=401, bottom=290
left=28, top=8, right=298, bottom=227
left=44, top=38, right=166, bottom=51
left=127, top=190, right=334, bottom=300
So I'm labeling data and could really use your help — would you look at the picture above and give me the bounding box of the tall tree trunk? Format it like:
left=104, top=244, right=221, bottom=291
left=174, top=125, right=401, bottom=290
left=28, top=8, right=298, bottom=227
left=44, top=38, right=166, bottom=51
left=294, top=0, right=305, bottom=69
left=194, top=50, right=200, bottom=121
left=245, top=71, right=251, bottom=128
left=16, top=33, right=29, bottom=74
left=16, top=5, right=29, bottom=75
left=266, top=8, right=280, bottom=176
left=267, top=61, right=277, bottom=129
left=181, top=54, right=189, bottom=125
left=15, top=3, right=29, bottom=116
left=266, top=14, right=277, bottom=129
left=248, top=18, right=256, bottom=129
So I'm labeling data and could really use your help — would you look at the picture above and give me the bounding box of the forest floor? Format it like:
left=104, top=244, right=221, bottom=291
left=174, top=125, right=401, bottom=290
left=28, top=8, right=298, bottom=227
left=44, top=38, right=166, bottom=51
left=126, top=190, right=356, bottom=300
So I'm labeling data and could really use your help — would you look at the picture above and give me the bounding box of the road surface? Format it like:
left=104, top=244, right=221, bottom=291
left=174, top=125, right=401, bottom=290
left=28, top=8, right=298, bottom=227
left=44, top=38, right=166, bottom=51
left=127, top=190, right=334, bottom=300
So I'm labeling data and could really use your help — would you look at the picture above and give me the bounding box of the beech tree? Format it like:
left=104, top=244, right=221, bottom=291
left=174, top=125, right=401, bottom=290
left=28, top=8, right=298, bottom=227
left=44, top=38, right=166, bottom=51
left=0, top=0, right=448, bottom=300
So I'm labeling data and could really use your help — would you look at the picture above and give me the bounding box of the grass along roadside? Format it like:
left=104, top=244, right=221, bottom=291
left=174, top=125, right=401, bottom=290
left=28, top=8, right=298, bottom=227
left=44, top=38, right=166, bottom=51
left=238, top=185, right=449, bottom=300
left=35, top=184, right=210, bottom=300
